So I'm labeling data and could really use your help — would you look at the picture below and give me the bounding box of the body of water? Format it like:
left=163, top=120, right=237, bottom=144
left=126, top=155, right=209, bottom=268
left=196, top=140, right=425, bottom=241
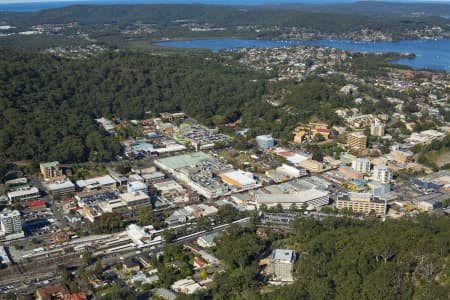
left=0, top=1, right=346, bottom=12
left=157, top=38, right=450, bottom=71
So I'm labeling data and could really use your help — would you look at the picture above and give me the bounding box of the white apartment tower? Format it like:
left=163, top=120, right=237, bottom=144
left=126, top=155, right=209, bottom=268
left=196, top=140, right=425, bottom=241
left=352, top=158, right=371, bottom=174
left=0, top=209, right=22, bottom=235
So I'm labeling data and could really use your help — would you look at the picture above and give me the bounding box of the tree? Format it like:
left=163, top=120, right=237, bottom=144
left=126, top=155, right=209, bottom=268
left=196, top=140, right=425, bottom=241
left=196, top=216, right=212, bottom=231
left=95, top=260, right=103, bottom=274
left=162, top=229, right=176, bottom=243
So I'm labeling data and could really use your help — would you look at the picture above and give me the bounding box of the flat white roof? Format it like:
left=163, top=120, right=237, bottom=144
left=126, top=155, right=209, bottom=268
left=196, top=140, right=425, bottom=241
left=257, top=188, right=328, bottom=204
left=221, top=170, right=256, bottom=186
left=7, top=187, right=39, bottom=198
left=76, top=175, right=116, bottom=189
left=47, top=180, right=75, bottom=191
left=120, top=191, right=149, bottom=203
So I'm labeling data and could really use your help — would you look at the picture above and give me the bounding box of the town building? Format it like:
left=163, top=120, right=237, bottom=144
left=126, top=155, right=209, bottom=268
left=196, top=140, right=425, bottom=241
left=346, top=132, right=367, bottom=151
left=7, top=186, right=40, bottom=203
left=417, top=199, right=442, bottom=211
left=370, top=122, right=385, bottom=137
left=297, top=159, right=325, bottom=173
left=254, top=182, right=329, bottom=210
left=256, top=135, right=275, bottom=149
left=218, top=170, right=258, bottom=191
left=36, top=283, right=70, bottom=300
left=269, top=249, right=297, bottom=282
left=352, top=157, right=371, bottom=173
left=338, top=166, right=364, bottom=180
left=197, top=232, right=219, bottom=248
left=171, top=278, right=203, bottom=294
left=127, top=181, right=149, bottom=194
left=391, top=150, right=414, bottom=164
left=76, top=175, right=117, bottom=191
left=27, top=200, right=46, bottom=211
left=120, top=191, right=151, bottom=214
left=336, top=192, right=387, bottom=215
left=0, top=209, right=22, bottom=235
left=40, top=161, right=65, bottom=182
left=372, top=165, right=393, bottom=183
left=47, top=180, right=76, bottom=197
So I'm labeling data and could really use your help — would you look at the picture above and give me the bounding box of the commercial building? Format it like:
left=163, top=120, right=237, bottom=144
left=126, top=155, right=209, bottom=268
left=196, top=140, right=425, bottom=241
left=254, top=182, right=329, bottom=210
left=256, top=135, right=275, bottom=149
left=346, top=132, right=367, bottom=151
left=120, top=191, right=151, bottom=210
left=40, top=161, right=65, bottom=182
left=218, top=170, right=258, bottom=191
left=76, top=175, right=117, bottom=191
left=352, top=158, right=371, bottom=174
left=153, top=180, right=186, bottom=203
left=336, top=192, right=387, bottom=215
left=338, top=166, right=364, bottom=180
left=370, top=122, right=385, bottom=137
left=417, top=199, right=442, bottom=211
left=297, top=159, right=325, bottom=173
left=47, top=180, right=76, bottom=197
left=372, top=165, right=393, bottom=184
left=368, top=181, right=391, bottom=197
left=0, top=209, right=22, bottom=235
left=28, top=200, right=46, bottom=211
left=269, top=249, right=297, bottom=282
left=127, top=181, right=149, bottom=195
left=155, top=152, right=214, bottom=173
left=391, top=150, right=414, bottom=164
left=7, top=186, right=40, bottom=203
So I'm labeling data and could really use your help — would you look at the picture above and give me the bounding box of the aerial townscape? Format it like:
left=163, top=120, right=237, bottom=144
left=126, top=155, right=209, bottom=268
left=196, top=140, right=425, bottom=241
left=0, top=1, right=449, bottom=300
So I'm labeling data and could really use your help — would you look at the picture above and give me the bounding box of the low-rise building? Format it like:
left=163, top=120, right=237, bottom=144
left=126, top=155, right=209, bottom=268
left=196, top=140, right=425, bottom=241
left=47, top=180, right=76, bottom=197
left=338, top=166, right=364, bottom=180
left=297, top=159, right=325, bottom=173
left=36, top=283, right=70, bottom=300
left=256, top=135, right=275, bottom=149
left=7, top=186, right=40, bottom=203
left=127, top=181, right=149, bottom=194
left=76, top=175, right=117, bottom=191
left=218, top=170, right=258, bottom=191
left=336, top=192, right=387, bottom=215
left=171, top=278, right=203, bottom=294
left=255, top=185, right=329, bottom=210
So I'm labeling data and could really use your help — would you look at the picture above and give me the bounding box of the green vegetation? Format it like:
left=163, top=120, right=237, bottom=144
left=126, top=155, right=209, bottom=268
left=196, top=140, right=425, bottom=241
left=189, top=215, right=450, bottom=300
left=3, top=4, right=447, bottom=41
left=415, top=134, right=450, bottom=171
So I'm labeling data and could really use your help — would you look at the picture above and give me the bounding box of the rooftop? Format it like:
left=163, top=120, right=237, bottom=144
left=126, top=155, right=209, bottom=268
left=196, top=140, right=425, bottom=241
left=155, top=152, right=213, bottom=170
left=271, top=249, right=296, bottom=263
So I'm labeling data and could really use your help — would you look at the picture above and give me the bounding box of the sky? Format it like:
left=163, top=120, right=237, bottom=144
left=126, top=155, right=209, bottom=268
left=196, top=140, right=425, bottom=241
left=0, top=0, right=447, bottom=3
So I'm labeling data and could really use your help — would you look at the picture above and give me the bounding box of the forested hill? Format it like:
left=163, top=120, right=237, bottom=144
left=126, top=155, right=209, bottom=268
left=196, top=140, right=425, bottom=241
left=280, top=1, right=450, bottom=17
left=1, top=4, right=447, bottom=34
left=0, top=48, right=267, bottom=163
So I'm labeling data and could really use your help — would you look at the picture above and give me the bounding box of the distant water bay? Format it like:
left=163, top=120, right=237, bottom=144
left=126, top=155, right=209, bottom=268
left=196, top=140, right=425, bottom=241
left=156, top=38, right=450, bottom=72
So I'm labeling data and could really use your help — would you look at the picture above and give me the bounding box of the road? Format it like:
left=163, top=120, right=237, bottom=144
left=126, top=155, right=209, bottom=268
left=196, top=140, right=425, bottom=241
left=0, top=217, right=250, bottom=293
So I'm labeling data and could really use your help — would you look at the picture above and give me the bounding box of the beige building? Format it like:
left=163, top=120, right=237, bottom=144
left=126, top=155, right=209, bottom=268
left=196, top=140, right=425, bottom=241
left=346, top=132, right=367, bottom=151
left=336, top=192, right=387, bottom=215
left=297, top=159, right=325, bottom=173
left=269, top=249, right=297, bottom=282
left=391, top=150, right=414, bottom=164
left=40, top=161, right=65, bottom=182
